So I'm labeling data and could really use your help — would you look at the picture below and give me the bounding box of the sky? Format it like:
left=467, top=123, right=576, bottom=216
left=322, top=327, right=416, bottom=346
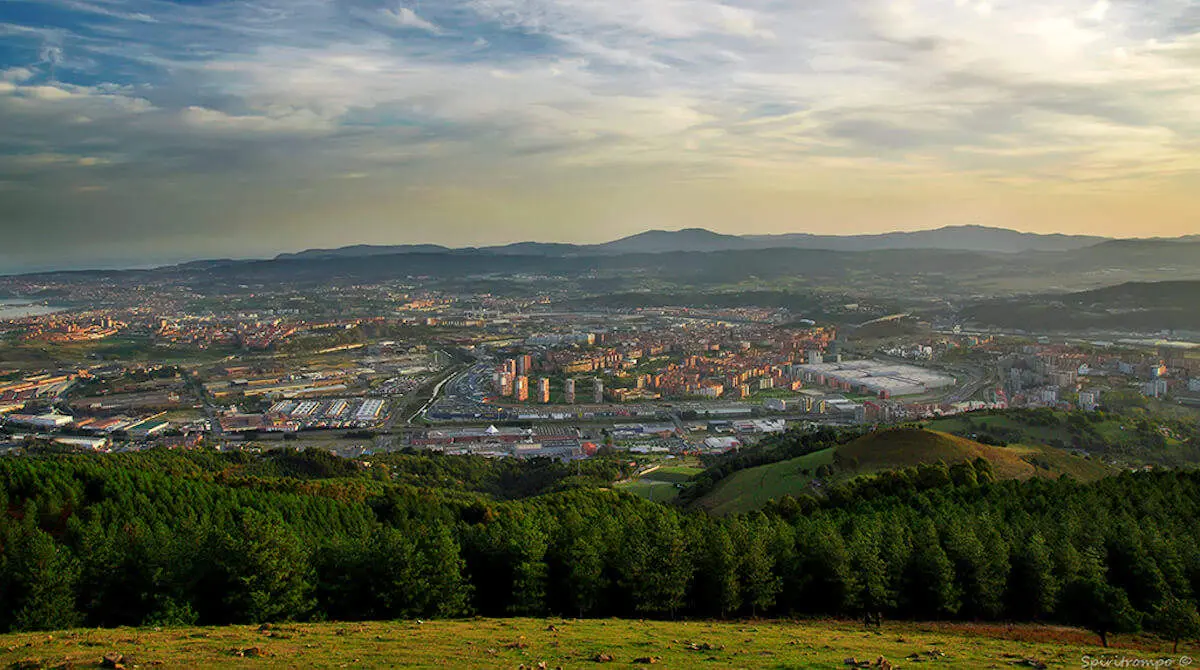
left=1, top=0, right=1200, bottom=272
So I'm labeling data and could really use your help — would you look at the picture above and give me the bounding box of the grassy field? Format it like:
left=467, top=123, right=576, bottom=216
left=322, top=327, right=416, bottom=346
left=926, top=410, right=1198, bottom=450
left=0, top=617, right=1186, bottom=669
left=1004, top=443, right=1116, bottom=481
left=694, top=429, right=1113, bottom=515
left=617, top=464, right=705, bottom=503
left=926, top=414, right=1068, bottom=446
left=643, top=465, right=706, bottom=484
left=837, top=430, right=1112, bottom=481
left=696, top=448, right=834, bottom=515
left=616, top=478, right=681, bottom=503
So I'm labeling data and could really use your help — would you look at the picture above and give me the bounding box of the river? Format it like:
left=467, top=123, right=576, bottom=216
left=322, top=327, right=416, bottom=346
left=0, top=299, right=67, bottom=319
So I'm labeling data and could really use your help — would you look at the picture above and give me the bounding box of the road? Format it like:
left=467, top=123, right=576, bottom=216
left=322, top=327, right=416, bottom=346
left=407, top=366, right=463, bottom=424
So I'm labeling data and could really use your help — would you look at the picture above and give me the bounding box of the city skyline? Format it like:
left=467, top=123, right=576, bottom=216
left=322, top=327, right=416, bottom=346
left=3, top=0, right=1200, bottom=272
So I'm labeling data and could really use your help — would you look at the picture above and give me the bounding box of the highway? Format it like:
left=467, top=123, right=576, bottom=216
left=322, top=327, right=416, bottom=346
left=384, top=350, right=470, bottom=430
left=407, top=366, right=463, bottom=424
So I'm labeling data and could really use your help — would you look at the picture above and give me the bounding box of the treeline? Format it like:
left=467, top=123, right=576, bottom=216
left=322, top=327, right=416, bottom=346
left=3, top=450, right=1200, bottom=648
left=226, top=448, right=635, bottom=500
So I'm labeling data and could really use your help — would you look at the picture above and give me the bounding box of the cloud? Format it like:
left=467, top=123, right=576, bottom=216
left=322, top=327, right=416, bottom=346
left=38, top=45, right=65, bottom=68
left=379, top=7, right=444, bottom=34
left=179, top=105, right=333, bottom=134
left=2, top=0, right=1200, bottom=270
left=1, top=67, right=34, bottom=83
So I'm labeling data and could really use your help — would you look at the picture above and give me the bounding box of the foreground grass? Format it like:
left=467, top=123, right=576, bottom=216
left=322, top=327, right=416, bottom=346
left=0, top=618, right=1189, bottom=669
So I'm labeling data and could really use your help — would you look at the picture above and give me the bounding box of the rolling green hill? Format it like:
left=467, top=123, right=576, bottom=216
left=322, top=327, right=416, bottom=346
left=694, top=428, right=1113, bottom=515
left=692, top=448, right=835, bottom=515
left=962, top=279, right=1200, bottom=331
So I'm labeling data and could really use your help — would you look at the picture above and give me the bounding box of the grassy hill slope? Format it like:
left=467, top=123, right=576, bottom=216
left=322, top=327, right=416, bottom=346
left=694, top=448, right=834, bottom=516
left=838, top=429, right=1035, bottom=478
left=925, top=407, right=1200, bottom=468
left=616, top=465, right=706, bottom=503
left=695, top=429, right=1112, bottom=515
left=0, top=617, right=1180, bottom=669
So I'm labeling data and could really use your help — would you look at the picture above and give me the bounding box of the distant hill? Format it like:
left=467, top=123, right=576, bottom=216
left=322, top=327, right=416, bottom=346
left=962, top=279, right=1200, bottom=332
left=694, top=429, right=1111, bottom=515
left=1051, top=239, right=1200, bottom=269
left=276, top=244, right=451, bottom=260
left=275, top=225, right=1110, bottom=260
left=747, top=225, right=1107, bottom=253
left=12, top=229, right=1200, bottom=297
left=594, top=228, right=757, bottom=253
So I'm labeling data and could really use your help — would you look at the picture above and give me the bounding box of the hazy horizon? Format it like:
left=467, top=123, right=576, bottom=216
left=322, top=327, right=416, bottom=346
left=0, top=222, right=1184, bottom=276
left=3, top=0, right=1200, bottom=272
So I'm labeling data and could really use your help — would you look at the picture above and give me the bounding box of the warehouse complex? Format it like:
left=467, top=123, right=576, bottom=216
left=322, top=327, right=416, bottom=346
left=794, top=360, right=956, bottom=398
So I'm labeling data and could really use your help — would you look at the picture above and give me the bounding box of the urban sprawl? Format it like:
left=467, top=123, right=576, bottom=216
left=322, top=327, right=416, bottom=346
left=2, top=277, right=1198, bottom=462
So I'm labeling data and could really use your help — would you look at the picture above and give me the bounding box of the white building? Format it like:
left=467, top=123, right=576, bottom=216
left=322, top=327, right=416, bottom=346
left=1078, top=390, right=1100, bottom=411
left=703, top=436, right=741, bottom=453
left=4, top=413, right=73, bottom=429
left=1143, top=379, right=1169, bottom=398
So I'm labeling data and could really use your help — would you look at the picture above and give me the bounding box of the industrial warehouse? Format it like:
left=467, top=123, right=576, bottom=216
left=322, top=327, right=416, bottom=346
left=794, top=359, right=957, bottom=398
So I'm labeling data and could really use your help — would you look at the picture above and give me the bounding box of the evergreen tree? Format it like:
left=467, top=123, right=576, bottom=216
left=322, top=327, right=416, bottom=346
left=1150, top=595, right=1200, bottom=653
left=506, top=516, right=549, bottom=616
left=0, top=524, right=82, bottom=631
left=418, top=524, right=472, bottom=618
left=1105, top=522, right=1169, bottom=613
left=619, top=512, right=691, bottom=617
left=847, top=521, right=894, bottom=622
left=795, top=518, right=854, bottom=614
left=737, top=517, right=780, bottom=617
left=901, top=520, right=959, bottom=619
left=1007, top=532, right=1057, bottom=620
left=691, top=522, right=740, bottom=617
left=211, top=511, right=315, bottom=624
left=944, top=519, right=1006, bottom=619
left=1059, top=578, right=1141, bottom=648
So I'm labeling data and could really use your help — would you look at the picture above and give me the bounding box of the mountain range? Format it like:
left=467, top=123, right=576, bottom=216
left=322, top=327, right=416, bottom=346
left=9, top=226, right=1200, bottom=305
left=275, top=225, right=1111, bottom=260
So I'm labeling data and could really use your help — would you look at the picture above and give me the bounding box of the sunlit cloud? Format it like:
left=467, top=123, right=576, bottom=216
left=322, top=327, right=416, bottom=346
left=1, top=0, right=1200, bottom=271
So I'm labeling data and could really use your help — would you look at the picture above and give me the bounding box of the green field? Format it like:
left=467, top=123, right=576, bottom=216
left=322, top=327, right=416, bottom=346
left=643, top=465, right=705, bottom=483
left=697, top=448, right=834, bottom=515
left=617, top=464, right=705, bottom=503
left=0, top=618, right=1180, bottom=669
left=927, top=414, right=1071, bottom=445
left=615, top=478, right=681, bottom=503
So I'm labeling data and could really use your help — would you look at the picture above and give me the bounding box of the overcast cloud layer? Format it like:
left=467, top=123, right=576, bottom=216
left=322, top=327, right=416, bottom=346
left=1, top=0, right=1199, bottom=271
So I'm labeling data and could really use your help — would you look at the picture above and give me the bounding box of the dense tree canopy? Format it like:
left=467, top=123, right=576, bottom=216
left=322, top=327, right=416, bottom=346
left=0, top=445, right=1199, bottom=650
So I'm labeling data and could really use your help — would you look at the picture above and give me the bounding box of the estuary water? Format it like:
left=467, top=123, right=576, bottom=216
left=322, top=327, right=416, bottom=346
left=0, top=300, right=67, bottom=319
